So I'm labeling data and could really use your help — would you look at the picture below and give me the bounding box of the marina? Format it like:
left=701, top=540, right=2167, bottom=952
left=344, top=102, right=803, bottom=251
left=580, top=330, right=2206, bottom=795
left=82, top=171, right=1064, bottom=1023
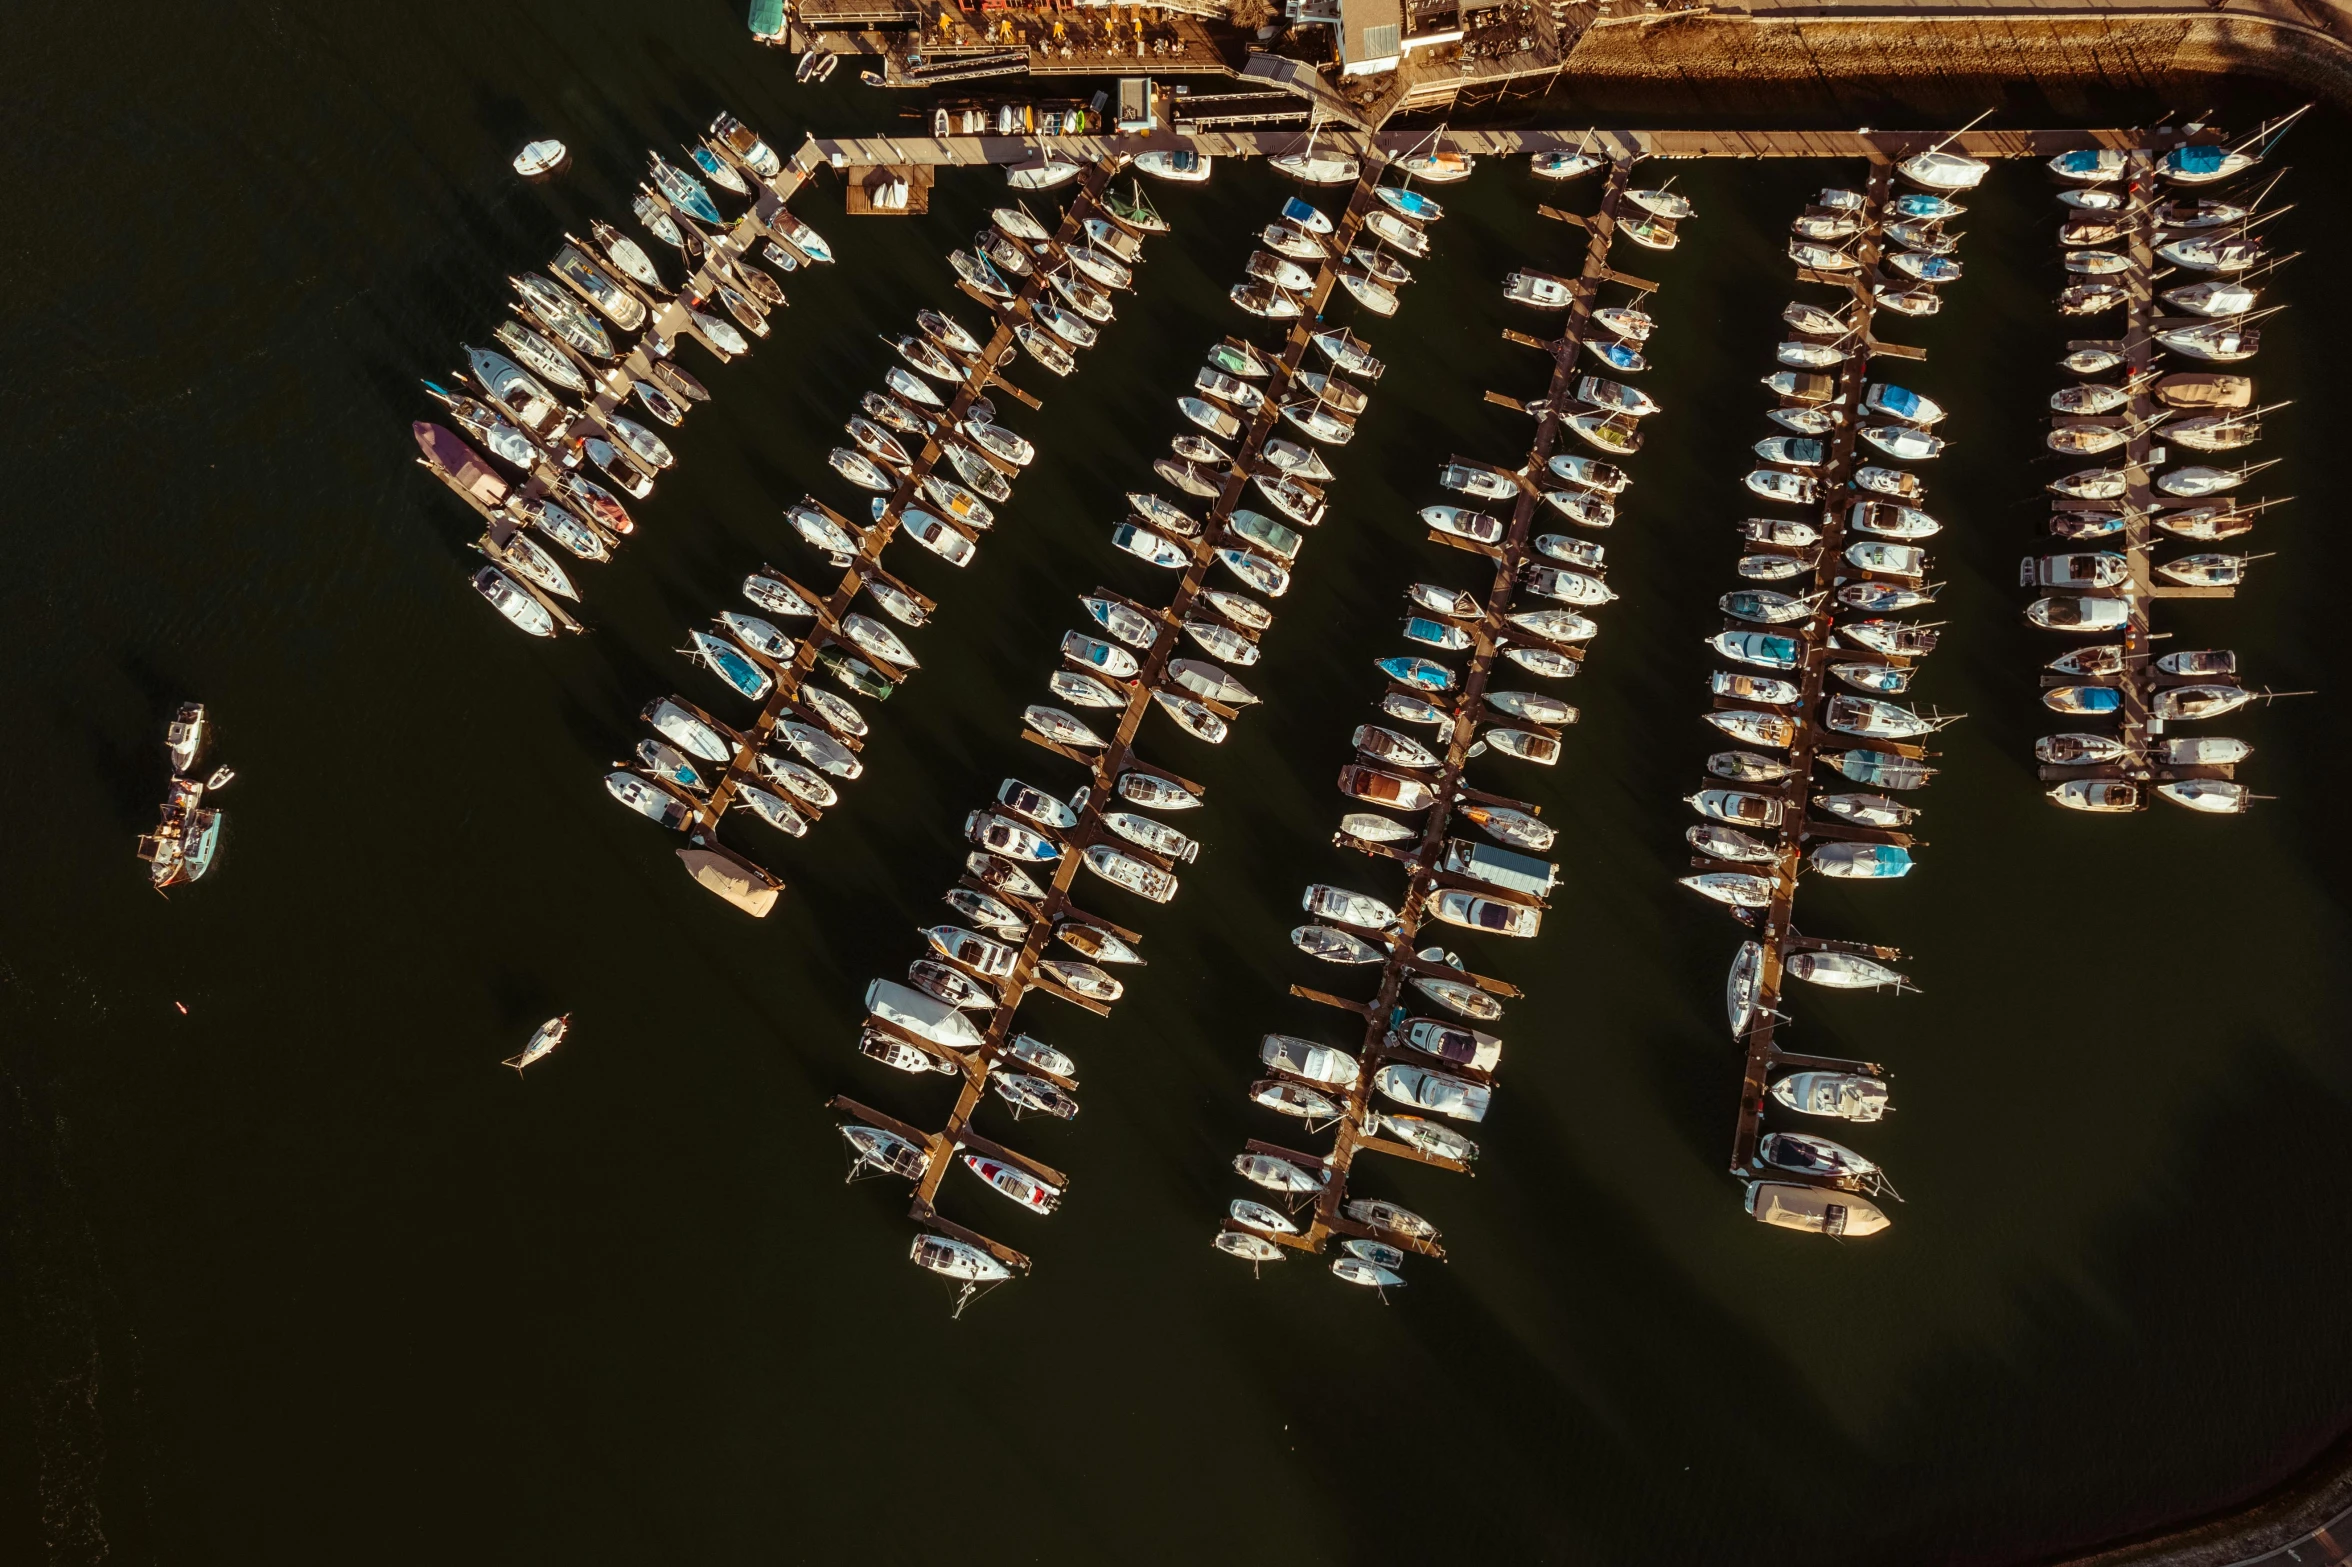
left=601, top=160, right=1154, bottom=916
left=25, top=0, right=2352, bottom=1553
left=1682, top=147, right=1977, bottom=1233
left=2028, top=113, right=2306, bottom=815
left=1214, top=152, right=1654, bottom=1286
left=830, top=152, right=1423, bottom=1308
left=414, top=111, right=833, bottom=641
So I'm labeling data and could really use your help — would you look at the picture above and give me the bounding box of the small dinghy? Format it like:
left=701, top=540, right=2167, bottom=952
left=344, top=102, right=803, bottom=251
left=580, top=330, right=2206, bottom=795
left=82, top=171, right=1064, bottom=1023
left=513, top=139, right=568, bottom=179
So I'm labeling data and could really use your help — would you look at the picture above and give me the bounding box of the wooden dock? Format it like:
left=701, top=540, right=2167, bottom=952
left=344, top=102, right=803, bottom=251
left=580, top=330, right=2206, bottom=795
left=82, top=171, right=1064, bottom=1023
left=2029, top=143, right=2273, bottom=808
left=834, top=157, right=1418, bottom=1296
left=655, top=159, right=1135, bottom=902
left=1719, top=160, right=1941, bottom=1191
left=791, top=125, right=2212, bottom=180
left=1217, top=156, right=1649, bottom=1274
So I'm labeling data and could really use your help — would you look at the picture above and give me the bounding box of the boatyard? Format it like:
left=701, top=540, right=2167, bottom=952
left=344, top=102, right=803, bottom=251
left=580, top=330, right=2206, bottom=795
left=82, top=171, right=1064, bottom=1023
left=41, top=0, right=2352, bottom=1551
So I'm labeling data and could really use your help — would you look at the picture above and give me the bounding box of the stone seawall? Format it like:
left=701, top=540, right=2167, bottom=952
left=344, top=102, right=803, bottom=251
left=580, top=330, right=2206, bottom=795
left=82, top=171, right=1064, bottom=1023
left=1553, top=12, right=2352, bottom=114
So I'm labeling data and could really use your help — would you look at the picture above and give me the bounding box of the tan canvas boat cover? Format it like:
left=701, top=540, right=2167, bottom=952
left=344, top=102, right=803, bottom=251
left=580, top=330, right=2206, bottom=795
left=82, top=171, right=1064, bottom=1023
left=1751, top=1181, right=1891, bottom=1238
left=2156, top=372, right=2253, bottom=410
left=677, top=844, right=779, bottom=917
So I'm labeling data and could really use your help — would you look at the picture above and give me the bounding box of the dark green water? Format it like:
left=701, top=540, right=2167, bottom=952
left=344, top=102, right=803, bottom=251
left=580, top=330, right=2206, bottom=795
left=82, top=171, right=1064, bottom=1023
left=4, top=5, right=2348, bottom=1561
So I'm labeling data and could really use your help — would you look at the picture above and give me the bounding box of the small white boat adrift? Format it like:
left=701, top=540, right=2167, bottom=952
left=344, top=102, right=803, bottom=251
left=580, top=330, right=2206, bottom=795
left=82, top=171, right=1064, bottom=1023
left=502, top=1014, right=568, bottom=1074
left=1772, top=1072, right=1894, bottom=1123
left=1898, top=148, right=1989, bottom=191
left=1748, top=1181, right=1891, bottom=1238
left=513, top=139, right=568, bottom=178
left=2158, top=779, right=2257, bottom=814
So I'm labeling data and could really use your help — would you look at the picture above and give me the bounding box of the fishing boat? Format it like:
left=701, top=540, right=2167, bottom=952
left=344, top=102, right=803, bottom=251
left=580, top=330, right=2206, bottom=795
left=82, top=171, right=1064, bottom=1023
left=1422, top=506, right=1503, bottom=546
left=1748, top=1180, right=1891, bottom=1237
left=1851, top=502, right=1940, bottom=539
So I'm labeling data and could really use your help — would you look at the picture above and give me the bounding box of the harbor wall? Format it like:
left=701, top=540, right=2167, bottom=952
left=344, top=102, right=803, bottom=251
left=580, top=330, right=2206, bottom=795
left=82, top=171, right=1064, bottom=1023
left=1551, top=12, right=2352, bottom=114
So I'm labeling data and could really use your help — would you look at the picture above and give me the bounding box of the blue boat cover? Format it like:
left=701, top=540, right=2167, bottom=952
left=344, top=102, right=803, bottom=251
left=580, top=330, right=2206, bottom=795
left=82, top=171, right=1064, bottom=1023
left=2175, top=144, right=2228, bottom=173
left=748, top=0, right=785, bottom=38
